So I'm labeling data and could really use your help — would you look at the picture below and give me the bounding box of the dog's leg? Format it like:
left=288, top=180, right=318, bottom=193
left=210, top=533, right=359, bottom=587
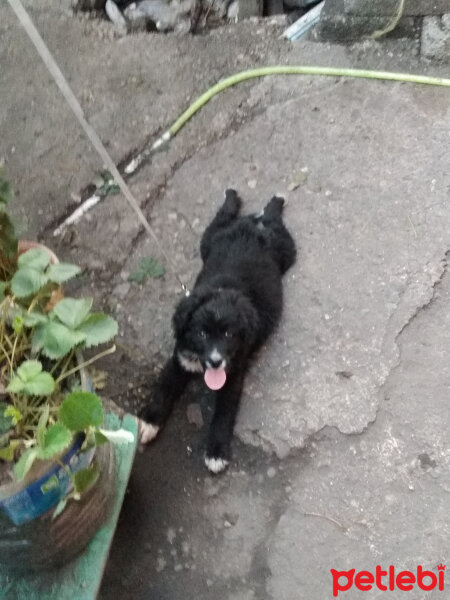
left=262, top=196, right=297, bottom=274
left=205, top=370, right=244, bottom=473
left=139, top=355, right=190, bottom=443
left=200, top=189, right=242, bottom=261
left=262, top=195, right=285, bottom=221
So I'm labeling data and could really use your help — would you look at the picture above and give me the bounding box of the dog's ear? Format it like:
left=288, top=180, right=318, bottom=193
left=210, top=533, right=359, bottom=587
left=172, top=287, right=212, bottom=338
left=172, top=295, right=200, bottom=338
left=235, top=295, right=260, bottom=347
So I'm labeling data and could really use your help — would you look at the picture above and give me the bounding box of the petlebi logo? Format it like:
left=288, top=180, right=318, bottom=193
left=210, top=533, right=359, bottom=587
left=330, top=564, right=445, bottom=597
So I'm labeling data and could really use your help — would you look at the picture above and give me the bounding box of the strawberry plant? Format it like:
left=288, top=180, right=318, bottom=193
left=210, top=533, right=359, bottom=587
left=0, top=173, right=129, bottom=516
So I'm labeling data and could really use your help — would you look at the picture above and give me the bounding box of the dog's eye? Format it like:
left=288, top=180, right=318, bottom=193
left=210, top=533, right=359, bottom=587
left=199, top=331, right=207, bottom=339
left=225, top=331, right=232, bottom=338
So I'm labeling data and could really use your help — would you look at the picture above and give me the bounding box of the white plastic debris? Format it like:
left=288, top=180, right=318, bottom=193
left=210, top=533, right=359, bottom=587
left=282, top=0, right=324, bottom=41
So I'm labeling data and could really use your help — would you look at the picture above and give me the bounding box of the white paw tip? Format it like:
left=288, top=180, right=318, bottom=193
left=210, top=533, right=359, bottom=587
left=139, top=420, right=160, bottom=444
left=205, top=456, right=229, bottom=474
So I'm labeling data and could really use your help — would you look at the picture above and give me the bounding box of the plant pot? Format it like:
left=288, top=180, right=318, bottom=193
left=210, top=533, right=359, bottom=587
left=0, top=441, right=115, bottom=572
left=0, top=242, right=116, bottom=572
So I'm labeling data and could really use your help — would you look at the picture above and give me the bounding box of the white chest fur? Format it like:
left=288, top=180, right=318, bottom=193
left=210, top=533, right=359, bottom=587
left=177, top=351, right=203, bottom=373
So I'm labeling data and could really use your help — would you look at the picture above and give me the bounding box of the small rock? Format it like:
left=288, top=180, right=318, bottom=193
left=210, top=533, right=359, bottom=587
left=174, top=564, right=183, bottom=572
left=247, top=179, right=257, bottom=189
left=167, top=527, right=176, bottom=544
left=223, top=512, right=239, bottom=525
left=187, top=403, right=204, bottom=428
left=267, top=467, right=277, bottom=478
left=114, top=282, right=130, bottom=298
left=182, top=541, right=190, bottom=555
left=156, top=556, right=167, bottom=572
left=223, top=520, right=232, bottom=528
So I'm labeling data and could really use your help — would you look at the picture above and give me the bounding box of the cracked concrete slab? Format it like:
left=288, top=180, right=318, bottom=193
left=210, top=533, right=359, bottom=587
left=119, top=69, right=450, bottom=460
left=267, top=269, right=450, bottom=598
left=1, top=5, right=450, bottom=599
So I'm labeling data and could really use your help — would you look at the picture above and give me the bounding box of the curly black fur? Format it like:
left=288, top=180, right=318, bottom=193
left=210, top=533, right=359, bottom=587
left=139, top=189, right=296, bottom=472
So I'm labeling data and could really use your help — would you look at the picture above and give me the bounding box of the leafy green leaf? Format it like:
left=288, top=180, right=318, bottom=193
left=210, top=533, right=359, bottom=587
left=77, top=313, right=118, bottom=348
left=17, top=248, right=51, bottom=271
left=5, top=378, right=23, bottom=394
left=74, top=462, right=99, bottom=494
left=4, top=406, right=22, bottom=425
left=34, top=321, right=86, bottom=359
left=7, top=361, right=55, bottom=396
left=22, top=312, right=48, bottom=327
left=17, top=359, right=42, bottom=382
left=38, top=404, right=50, bottom=430
left=0, top=441, right=19, bottom=461
left=59, top=391, right=104, bottom=431
left=52, top=498, right=67, bottom=519
left=36, top=424, right=72, bottom=460
left=47, top=263, right=82, bottom=284
left=0, top=402, right=14, bottom=435
left=37, top=404, right=50, bottom=448
left=11, top=267, right=48, bottom=298
left=12, top=315, right=23, bottom=335
left=25, top=372, right=56, bottom=395
left=52, top=297, right=93, bottom=329
left=129, top=257, right=165, bottom=283
left=14, top=447, right=38, bottom=481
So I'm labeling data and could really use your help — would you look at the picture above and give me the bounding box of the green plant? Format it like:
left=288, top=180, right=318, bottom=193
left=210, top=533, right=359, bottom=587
left=0, top=173, right=128, bottom=513
left=129, top=256, right=165, bottom=284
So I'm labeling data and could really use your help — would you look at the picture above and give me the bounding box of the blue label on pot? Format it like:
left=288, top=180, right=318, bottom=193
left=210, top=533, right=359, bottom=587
left=0, top=437, right=95, bottom=526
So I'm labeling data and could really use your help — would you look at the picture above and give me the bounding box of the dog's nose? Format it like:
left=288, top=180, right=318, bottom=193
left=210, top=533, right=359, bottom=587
left=209, top=357, right=223, bottom=369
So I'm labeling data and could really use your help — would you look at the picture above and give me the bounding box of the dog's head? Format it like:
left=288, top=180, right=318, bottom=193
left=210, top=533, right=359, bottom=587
left=173, top=285, right=259, bottom=375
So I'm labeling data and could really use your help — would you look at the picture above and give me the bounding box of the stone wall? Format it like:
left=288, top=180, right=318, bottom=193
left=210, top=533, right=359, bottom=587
left=318, top=0, right=450, bottom=41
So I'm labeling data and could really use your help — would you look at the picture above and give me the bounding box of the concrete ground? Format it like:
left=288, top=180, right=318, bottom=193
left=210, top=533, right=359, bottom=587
left=1, top=3, right=449, bottom=599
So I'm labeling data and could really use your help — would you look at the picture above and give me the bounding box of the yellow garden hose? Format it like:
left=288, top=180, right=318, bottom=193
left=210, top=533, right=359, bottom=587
left=122, top=65, right=450, bottom=174
left=168, top=65, right=450, bottom=138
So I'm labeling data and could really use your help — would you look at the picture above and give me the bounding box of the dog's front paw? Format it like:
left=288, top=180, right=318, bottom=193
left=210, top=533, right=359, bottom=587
left=138, top=419, right=160, bottom=444
left=205, top=455, right=229, bottom=474
left=205, top=439, right=231, bottom=474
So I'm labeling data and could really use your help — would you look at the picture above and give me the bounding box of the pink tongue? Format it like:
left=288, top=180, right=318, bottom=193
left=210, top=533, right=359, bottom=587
left=204, top=368, right=227, bottom=390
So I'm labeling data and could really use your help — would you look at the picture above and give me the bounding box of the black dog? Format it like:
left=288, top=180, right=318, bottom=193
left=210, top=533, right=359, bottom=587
left=139, top=189, right=296, bottom=473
